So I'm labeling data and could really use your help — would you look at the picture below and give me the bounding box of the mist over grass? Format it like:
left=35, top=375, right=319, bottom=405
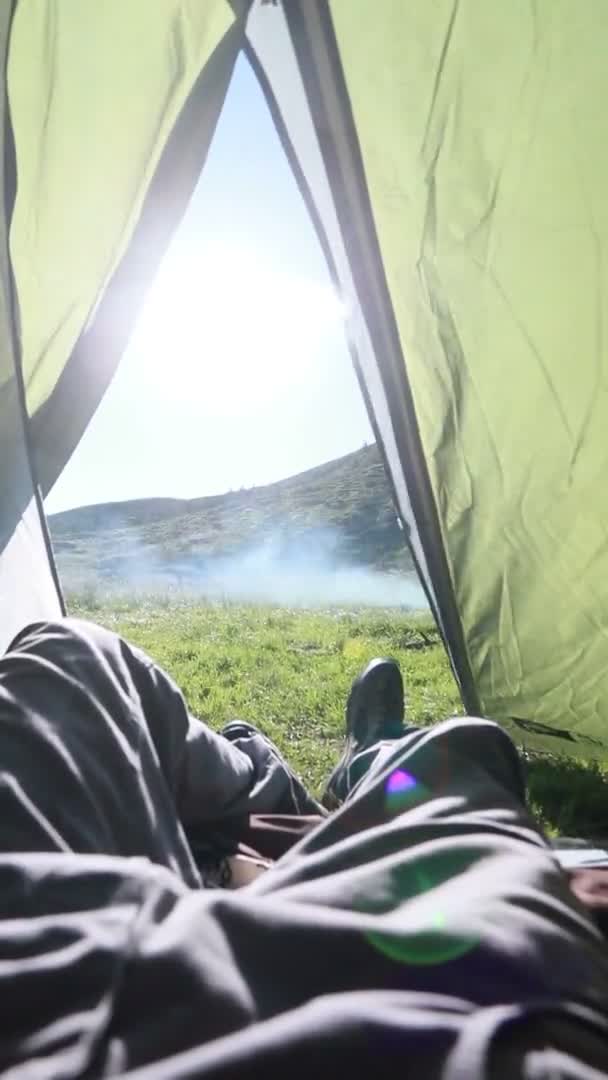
left=60, top=528, right=428, bottom=610
left=50, top=445, right=420, bottom=609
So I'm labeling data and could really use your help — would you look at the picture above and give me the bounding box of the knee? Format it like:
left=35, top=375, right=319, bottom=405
left=433, top=715, right=508, bottom=739
left=429, top=715, right=525, bottom=798
left=429, top=714, right=519, bottom=756
left=6, top=617, right=119, bottom=660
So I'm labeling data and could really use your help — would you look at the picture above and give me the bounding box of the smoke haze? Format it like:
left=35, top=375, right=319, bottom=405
left=61, top=529, right=427, bottom=610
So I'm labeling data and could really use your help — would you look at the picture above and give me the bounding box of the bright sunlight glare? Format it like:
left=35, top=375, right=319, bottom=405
left=128, top=248, right=346, bottom=416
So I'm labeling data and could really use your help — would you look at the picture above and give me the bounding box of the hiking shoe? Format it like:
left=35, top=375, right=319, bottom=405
left=220, top=720, right=261, bottom=743
left=322, top=657, right=407, bottom=810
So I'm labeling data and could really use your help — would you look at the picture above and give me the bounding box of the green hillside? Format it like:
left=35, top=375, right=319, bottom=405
left=49, top=445, right=416, bottom=593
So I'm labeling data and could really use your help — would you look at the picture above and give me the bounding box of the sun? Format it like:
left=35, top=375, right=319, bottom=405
left=130, top=248, right=345, bottom=415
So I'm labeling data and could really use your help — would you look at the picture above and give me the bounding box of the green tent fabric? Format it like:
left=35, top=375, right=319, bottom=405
left=2, top=0, right=608, bottom=757
left=0, top=0, right=63, bottom=643
left=9, top=0, right=233, bottom=418
left=0, top=0, right=242, bottom=649
left=246, top=0, right=608, bottom=756
left=327, top=0, right=608, bottom=747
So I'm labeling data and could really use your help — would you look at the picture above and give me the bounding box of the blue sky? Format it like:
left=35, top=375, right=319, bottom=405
left=45, top=55, right=373, bottom=515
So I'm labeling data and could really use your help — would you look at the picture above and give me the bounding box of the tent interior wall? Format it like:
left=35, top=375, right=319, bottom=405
left=3, top=0, right=608, bottom=761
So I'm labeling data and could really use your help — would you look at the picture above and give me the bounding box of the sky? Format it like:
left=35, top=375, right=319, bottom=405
left=44, top=55, right=373, bottom=515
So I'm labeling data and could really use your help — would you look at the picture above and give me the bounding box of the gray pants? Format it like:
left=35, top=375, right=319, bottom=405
left=0, top=618, right=607, bottom=1078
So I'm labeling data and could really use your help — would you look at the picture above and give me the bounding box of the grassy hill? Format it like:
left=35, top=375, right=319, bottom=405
left=49, top=445, right=416, bottom=597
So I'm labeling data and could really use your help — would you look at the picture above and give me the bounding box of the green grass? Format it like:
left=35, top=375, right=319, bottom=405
left=68, top=593, right=608, bottom=840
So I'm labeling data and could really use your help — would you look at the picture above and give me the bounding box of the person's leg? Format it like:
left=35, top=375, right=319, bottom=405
left=2, top=659, right=608, bottom=1076
left=322, top=656, right=526, bottom=812
left=322, top=656, right=414, bottom=808
left=219, top=720, right=324, bottom=817
left=188, top=721, right=325, bottom=875
left=345, top=710, right=526, bottom=809
left=0, top=618, right=316, bottom=884
left=210, top=714, right=607, bottom=1072
left=22, top=711, right=604, bottom=1078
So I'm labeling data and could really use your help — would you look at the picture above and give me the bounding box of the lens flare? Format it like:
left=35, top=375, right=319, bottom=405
left=384, top=768, right=426, bottom=815
left=386, top=769, right=416, bottom=794
left=366, top=855, right=478, bottom=966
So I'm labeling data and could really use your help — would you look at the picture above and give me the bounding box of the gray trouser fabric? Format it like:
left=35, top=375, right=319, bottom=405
left=0, top=618, right=607, bottom=1078
left=0, top=619, right=320, bottom=884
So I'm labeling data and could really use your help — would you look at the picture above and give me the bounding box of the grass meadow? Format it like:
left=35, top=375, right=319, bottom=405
left=68, top=591, right=608, bottom=840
